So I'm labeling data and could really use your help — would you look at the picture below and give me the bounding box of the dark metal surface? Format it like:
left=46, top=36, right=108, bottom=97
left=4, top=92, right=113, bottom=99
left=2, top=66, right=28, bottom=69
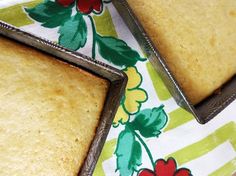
left=0, top=21, right=127, bottom=176
left=113, top=0, right=236, bottom=124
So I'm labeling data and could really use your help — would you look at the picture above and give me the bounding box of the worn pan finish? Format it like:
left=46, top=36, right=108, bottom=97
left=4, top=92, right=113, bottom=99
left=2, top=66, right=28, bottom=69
left=0, top=21, right=127, bottom=176
left=113, top=0, right=236, bottom=124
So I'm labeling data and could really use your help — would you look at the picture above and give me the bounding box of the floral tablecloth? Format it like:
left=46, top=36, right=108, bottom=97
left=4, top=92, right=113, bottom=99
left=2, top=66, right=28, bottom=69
left=0, top=0, right=236, bottom=175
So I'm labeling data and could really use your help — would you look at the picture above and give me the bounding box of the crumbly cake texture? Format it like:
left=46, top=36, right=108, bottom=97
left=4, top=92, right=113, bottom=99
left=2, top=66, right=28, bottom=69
left=127, top=0, right=236, bottom=104
left=0, top=36, right=109, bottom=176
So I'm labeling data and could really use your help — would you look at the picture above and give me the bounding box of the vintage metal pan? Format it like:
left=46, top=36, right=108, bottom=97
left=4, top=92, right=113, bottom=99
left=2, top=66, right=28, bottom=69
left=0, top=21, right=127, bottom=175
left=113, top=0, right=236, bottom=124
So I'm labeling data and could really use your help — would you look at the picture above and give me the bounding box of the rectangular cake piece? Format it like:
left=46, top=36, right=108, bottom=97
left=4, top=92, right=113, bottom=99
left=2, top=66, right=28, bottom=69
left=127, top=0, right=236, bottom=104
left=0, top=36, right=109, bottom=175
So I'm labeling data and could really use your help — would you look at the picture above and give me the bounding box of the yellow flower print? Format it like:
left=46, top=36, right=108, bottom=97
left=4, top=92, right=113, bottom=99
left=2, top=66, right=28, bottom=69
left=113, top=106, right=129, bottom=126
left=123, top=89, right=147, bottom=113
left=113, top=67, right=148, bottom=126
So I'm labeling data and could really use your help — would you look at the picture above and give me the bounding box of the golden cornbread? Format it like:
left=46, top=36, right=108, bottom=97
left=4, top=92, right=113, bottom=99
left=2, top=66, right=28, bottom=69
left=0, top=36, right=109, bottom=175
left=127, top=0, right=236, bottom=104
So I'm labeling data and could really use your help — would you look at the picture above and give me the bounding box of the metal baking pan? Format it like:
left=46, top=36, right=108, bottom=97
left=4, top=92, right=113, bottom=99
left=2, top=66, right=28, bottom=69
left=0, top=21, right=127, bottom=175
left=113, top=0, right=236, bottom=124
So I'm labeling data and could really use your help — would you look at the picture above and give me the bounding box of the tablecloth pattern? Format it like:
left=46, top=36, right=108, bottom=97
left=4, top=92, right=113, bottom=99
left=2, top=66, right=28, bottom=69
left=0, top=0, right=236, bottom=175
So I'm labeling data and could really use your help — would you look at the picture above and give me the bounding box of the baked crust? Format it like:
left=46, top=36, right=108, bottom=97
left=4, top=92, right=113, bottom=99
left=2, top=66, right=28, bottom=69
left=127, top=0, right=236, bottom=104
left=0, top=36, right=109, bottom=175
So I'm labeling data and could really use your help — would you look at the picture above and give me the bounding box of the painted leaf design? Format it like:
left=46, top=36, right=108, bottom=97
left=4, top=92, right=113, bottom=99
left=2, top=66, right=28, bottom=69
left=115, top=127, right=142, bottom=176
left=96, top=35, right=146, bottom=67
left=25, top=0, right=73, bottom=28
left=130, top=105, right=168, bottom=138
left=58, top=13, right=87, bottom=50
left=130, top=141, right=142, bottom=170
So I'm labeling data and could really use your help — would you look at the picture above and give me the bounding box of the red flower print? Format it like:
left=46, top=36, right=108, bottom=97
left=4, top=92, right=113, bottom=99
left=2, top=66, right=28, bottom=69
left=57, top=0, right=103, bottom=14
left=77, top=0, right=103, bottom=14
left=57, top=0, right=75, bottom=7
left=138, top=158, right=192, bottom=176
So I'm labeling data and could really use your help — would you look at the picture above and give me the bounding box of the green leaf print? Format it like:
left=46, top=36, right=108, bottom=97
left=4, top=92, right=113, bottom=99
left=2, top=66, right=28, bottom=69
left=130, top=105, right=168, bottom=138
left=115, top=127, right=142, bottom=176
left=96, top=35, right=146, bottom=67
left=130, top=141, right=142, bottom=170
left=58, top=13, right=87, bottom=50
left=25, top=0, right=73, bottom=28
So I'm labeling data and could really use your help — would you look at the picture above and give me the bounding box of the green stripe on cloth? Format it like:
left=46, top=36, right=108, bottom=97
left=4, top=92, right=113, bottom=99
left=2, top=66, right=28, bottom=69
left=209, top=158, right=236, bottom=176
left=146, top=62, right=171, bottom=101
left=166, top=122, right=236, bottom=165
left=94, top=139, right=117, bottom=176
left=164, top=107, right=194, bottom=132
left=0, top=0, right=42, bottom=27
left=93, top=7, right=118, bottom=38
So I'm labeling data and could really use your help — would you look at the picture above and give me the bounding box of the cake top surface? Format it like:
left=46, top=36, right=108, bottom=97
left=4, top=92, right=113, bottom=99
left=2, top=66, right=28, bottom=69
left=0, top=36, right=109, bottom=176
left=127, top=0, right=236, bottom=104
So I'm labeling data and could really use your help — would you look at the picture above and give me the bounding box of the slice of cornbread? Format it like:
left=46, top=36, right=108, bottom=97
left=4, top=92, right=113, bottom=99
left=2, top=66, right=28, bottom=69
left=0, top=36, right=108, bottom=175
left=127, top=0, right=236, bottom=104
